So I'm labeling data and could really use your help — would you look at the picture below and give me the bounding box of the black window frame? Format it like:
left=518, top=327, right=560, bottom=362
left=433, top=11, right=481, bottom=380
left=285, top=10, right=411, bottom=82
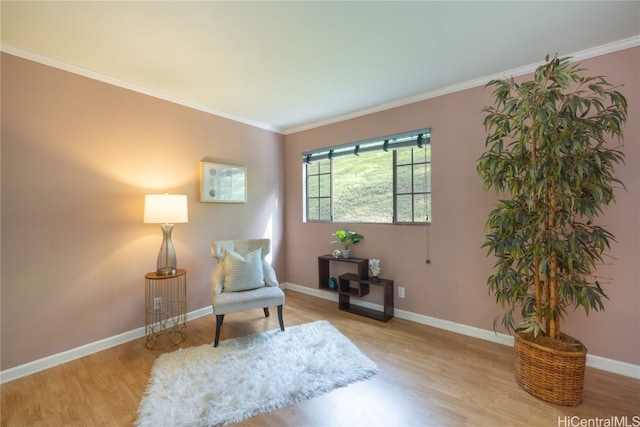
left=303, top=128, right=431, bottom=225
left=393, top=145, right=431, bottom=224
left=305, top=158, right=332, bottom=222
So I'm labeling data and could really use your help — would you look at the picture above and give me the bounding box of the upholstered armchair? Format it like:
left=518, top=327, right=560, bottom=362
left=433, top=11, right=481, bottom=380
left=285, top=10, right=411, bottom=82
left=210, top=239, right=285, bottom=347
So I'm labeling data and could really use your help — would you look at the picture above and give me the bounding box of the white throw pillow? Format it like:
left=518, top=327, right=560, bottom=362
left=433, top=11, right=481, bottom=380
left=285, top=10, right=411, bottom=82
left=223, top=248, right=265, bottom=292
left=262, top=259, right=279, bottom=287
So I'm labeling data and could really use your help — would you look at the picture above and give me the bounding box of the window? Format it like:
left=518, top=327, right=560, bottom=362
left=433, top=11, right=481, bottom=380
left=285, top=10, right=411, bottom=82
left=395, top=145, right=431, bottom=223
left=303, top=129, right=431, bottom=224
left=306, top=158, right=331, bottom=221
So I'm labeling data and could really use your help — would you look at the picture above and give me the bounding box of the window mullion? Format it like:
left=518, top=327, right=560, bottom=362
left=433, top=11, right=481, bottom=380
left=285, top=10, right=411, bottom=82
left=330, top=158, right=334, bottom=221
left=393, top=150, right=398, bottom=223
left=411, top=150, right=416, bottom=222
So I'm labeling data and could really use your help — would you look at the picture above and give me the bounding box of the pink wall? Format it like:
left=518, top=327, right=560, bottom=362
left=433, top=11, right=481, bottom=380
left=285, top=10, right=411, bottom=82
left=283, top=47, right=640, bottom=365
left=2, top=47, right=638, bottom=372
left=1, top=53, right=285, bottom=370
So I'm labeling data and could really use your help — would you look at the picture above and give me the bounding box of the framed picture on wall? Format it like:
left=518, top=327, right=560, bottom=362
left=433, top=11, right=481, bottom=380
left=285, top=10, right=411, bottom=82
left=200, top=162, right=247, bottom=203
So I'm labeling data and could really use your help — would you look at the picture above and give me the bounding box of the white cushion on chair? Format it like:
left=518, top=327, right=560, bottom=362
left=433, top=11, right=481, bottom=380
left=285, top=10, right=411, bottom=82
left=212, top=285, right=285, bottom=315
left=222, top=248, right=264, bottom=292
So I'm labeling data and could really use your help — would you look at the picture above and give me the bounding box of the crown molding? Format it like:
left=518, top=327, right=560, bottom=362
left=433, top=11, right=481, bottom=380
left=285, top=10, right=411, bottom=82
left=283, top=35, right=640, bottom=135
left=0, top=43, right=282, bottom=134
left=3, top=35, right=638, bottom=137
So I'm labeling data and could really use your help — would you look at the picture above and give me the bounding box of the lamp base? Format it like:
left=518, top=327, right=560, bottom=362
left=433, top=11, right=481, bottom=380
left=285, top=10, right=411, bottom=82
left=156, top=267, right=177, bottom=276
left=156, top=224, right=178, bottom=276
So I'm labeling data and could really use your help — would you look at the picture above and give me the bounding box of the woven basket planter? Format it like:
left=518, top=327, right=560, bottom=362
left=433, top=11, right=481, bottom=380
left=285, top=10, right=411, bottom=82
left=514, top=331, right=587, bottom=406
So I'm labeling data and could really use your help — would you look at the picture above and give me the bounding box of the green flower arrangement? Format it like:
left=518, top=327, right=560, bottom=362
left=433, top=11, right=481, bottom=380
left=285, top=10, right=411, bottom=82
left=331, top=229, right=363, bottom=249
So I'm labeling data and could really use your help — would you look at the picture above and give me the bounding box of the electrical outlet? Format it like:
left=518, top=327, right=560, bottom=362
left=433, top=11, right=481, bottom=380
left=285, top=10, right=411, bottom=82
left=398, top=287, right=405, bottom=298
left=153, top=297, right=162, bottom=310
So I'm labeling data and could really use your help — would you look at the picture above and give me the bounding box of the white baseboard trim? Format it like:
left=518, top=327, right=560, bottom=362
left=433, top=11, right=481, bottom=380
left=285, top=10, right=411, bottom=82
left=283, top=282, right=640, bottom=379
left=0, top=305, right=213, bottom=384
left=3, top=285, right=638, bottom=383
left=586, top=354, right=640, bottom=379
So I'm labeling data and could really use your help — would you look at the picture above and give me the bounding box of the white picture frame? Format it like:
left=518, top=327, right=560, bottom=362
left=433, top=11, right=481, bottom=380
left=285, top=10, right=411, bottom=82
left=200, top=162, right=247, bottom=203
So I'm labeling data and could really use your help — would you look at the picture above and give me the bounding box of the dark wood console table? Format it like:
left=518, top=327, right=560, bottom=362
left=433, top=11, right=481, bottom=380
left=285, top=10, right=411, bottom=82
left=338, top=273, right=394, bottom=322
left=317, top=254, right=368, bottom=291
left=318, top=254, right=394, bottom=322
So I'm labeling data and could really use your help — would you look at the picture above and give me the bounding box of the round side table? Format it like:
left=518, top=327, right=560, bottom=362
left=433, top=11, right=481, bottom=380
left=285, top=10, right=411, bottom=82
left=144, top=268, right=187, bottom=349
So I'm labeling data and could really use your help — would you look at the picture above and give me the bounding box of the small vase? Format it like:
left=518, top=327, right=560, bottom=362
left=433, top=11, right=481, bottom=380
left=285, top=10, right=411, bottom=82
left=342, top=249, right=351, bottom=258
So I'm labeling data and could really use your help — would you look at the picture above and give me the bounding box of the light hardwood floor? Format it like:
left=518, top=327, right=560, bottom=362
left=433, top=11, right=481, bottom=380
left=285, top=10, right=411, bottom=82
left=2, top=290, right=639, bottom=426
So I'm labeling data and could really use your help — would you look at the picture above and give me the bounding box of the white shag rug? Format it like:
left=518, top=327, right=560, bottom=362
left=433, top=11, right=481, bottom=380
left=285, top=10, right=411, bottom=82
left=136, top=320, right=379, bottom=427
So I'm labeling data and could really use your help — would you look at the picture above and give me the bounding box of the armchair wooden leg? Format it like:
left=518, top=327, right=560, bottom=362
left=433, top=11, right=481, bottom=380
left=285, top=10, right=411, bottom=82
left=214, top=314, right=225, bottom=347
left=277, top=305, right=284, bottom=331
left=263, top=307, right=270, bottom=317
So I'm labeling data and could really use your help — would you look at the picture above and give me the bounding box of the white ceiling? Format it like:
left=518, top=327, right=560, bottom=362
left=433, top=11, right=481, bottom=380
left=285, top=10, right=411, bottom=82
left=2, top=1, right=639, bottom=134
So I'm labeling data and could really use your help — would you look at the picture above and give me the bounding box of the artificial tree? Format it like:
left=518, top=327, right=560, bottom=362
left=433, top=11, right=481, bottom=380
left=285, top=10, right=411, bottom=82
left=477, top=55, right=627, bottom=404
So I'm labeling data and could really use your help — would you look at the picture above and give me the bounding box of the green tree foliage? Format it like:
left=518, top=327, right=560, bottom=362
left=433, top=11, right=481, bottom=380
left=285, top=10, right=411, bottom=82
left=477, top=55, right=628, bottom=340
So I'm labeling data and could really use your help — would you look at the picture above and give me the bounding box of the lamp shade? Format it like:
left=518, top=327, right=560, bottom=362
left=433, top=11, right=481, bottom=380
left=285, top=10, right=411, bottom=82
left=144, top=194, right=189, bottom=224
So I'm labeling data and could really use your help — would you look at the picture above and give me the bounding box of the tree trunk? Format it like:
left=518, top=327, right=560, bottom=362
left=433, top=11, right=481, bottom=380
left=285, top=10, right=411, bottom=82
left=532, top=138, right=542, bottom=327
left=549, top=178, right=559, bottom=340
